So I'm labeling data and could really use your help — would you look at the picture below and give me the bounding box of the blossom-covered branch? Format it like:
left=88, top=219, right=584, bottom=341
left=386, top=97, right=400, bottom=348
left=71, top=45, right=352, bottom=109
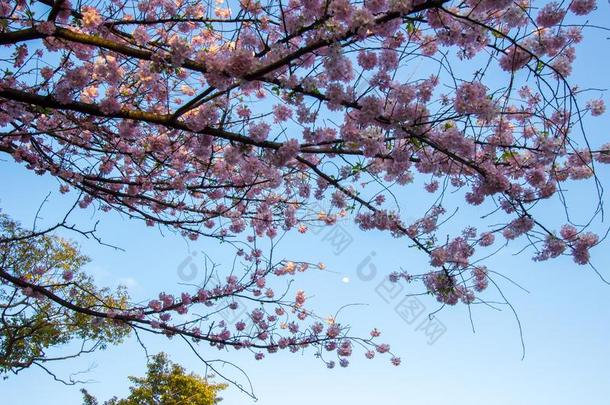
left=1, top=0, right=609, bottom=384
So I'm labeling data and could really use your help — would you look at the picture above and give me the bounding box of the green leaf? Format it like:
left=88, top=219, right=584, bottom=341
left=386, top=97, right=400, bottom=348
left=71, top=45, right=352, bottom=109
left=406, top=21, right=416, bottom=35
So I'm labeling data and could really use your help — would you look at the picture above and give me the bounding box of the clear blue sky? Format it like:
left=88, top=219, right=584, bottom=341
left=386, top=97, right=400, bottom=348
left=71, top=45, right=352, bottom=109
left=2, top=6, right=610, bottom=405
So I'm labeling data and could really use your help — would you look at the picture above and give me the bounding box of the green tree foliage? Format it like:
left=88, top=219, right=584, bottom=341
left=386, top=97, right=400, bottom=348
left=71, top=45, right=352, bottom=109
left=82, top=353, right=226, bottom=405
left=0, top=213, right=130, bottom=378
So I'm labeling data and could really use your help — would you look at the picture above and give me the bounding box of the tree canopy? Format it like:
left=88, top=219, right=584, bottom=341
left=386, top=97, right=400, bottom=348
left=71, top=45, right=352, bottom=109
left=81, top=352, right=226, bottom=405
left=0, top=213, right=130, bottom=380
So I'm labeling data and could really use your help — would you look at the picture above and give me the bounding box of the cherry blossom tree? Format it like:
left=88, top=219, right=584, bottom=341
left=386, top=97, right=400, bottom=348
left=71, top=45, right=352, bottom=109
left=1, top=0, right=609, bottom=397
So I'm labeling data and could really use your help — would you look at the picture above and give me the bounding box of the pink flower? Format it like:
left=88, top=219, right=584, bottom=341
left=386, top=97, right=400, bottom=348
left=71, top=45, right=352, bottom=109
left=587, top=99, right=605, bottom=116
left=536, top=2, right=566, bottom=27
left=499, top=46, right=531, bottom=72
left=357, top=50, right=377, bottom=70
left=82, top=6, right=103, bottom=29
left=425, top=181, right=439, bottom=193
left=376, top=343, right=390, bottom=353
left=12, top=45, right=28, bottom=68
left=100, top=90, right=122, bottom=114
left=365, top=0, right=388, bottom=13
left=560, top=224, right=578, bottom=240
left=132, top=26, right=149, bottom=45
left=534, top=236, right=567, bottom=261
left=472, top=266, right=489, bottom=292
left=502, top=216, right=534, bottom=240
left=596, top=144, right=610, bottom=164
left=569, top=0, right=596, bottom=15
left=327, top=324, right=341, bottom=338
left=227, top=48, right=255, bottom=77
left=571, top=232, right=598, bottom=264
left=274, top=139, right=299, bottom=166
left=479, top=232, right=495, bottom=247
left=248, top=122, right=271, bottom=142
left=0, top=1, right=12, bottom=18
left=273, top=104, right=293, bottom=123
left=454, top=82, right=495, bottom=120
left=181, top=293, right=192, bottom=305
left=295, top=290, right=306, bottom=307
left=324, top=48, right=354, bottom=82
left=430, top=247, right=447, bottom=267
left=148, top=300, right=162, bottom=312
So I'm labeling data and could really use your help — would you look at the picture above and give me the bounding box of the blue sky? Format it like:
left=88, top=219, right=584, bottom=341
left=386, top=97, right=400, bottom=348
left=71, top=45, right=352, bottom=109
left=2, top=5, right=610, bottom=405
